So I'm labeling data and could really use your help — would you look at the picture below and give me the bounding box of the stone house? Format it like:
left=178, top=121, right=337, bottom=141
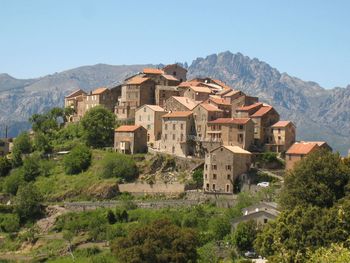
left=250, top=105, right=280, bottom=146
left=183, top=86, right=213, bottom=101
left=206, top=96, right=232, bottom=117
left=142, top=68, right=181, bottom=86
left=160, top=111, right=196, bottom=157
left=115, top=76, right=156, bottom=120
left=231, top=202, right=280, bottom=229
left=155, top=86, right=180, bottom=107
left=206, top=118, right=255, bottom=150
left=135, top=104, right=166, bottom=144
left=235, top=102, right=263, bottom=118
left=285, top=141, right=332, bottom=170
left=265, top=121, right=296, bottom=153
left=164, top=96, right=199, bottom=112
left=203, top=145, right=252, bottom=194
left=85, top=87, right=120, bottom=113
left=114, top=125, right=147, bottom=154
left=163, top=64, right=187, bottom=82
left=192, top=103, right=224, bottom=141
left=64, top=89, right=87, bottom=122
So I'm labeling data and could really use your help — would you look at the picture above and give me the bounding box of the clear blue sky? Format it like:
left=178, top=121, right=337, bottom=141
left=1, top=0, right=349, bottom=88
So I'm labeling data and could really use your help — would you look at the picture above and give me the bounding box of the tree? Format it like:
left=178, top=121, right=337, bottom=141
left=81, top=106, right=116, bottom=148
left=192, top=169, right=203, bottom=188
left=111, top=219, right=198, bottom=263
left=280, top=150, right=350, bottom=209
left=208, top=216, right=231, bottom=240
left=0, top=213, right=20, bottom=233
left=63, top=144, right=92, bottom=174
left=3, top=169, right=24, bottom=195
left=33, top=132, right=52, bottom=153
left=23, top=154, right=41, bottom=182
left=13, top=132, right=32, bottom=155
left=100, top=152, right=138, bottom=181
left=232, top=220, right=259, bottom=252
left=197, top=241, right=219, bottom=263
left=0, top=157, right=12, bottom=177
left=308, top=243, right=350, bottom=263
left=15, top=184, right=43, bottom=222
left=106, top=210, right=116, bottom=224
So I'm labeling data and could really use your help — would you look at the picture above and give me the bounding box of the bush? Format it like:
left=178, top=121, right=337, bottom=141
left=208, top=216, right=231, bottom=240
left=23, top=154, right=41, bottom=182
left=63, top=144, right=92, bottom=174
left=0, top=157, right=12, bottom=177
left=0, top=213, right=20, bottom=233
left=232, top=220, right=258, bottom=252
left=15, top=184, right=43, bottom=222
left=13, top=132, right=32, bottom=155
left=100, top=152, right=138, bottom=182
left=3, top=169, right=25, bottom=195
left=192, top=169, right=204, bottom=188
left=33, top=132, right=52, bottom=153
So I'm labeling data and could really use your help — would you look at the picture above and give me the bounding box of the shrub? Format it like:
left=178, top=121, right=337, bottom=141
left=23, top=154, right=41, bottom=182
left=3, top=169, right=25, bottom=195
left=0, top=213, right=20, bottom=233
left=0, top=157, right=12, bottom=177
left=63, top=144, right=91, bottom=174
left=15, top=184, right=43, bottom=222
left=100, top=152, right=138, bottom=182
left=33, top=132, right=52, bottom=153
left=192, top=169, right=204, bottom=188
left=12, top=132, right=32, bottom=155
left=232, top=220, right=259, bottom=252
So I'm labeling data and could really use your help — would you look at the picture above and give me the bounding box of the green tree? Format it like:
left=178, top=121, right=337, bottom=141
left=33, top=132, right=52, bottom=153
left=23, top=154, right=41, bottom=182
left=81, top=106, right=116, bottom=148
left=0, top=157, right=12, bottom=177
left=197, top=241, right=219, bottom=263
left=232, top=220, right=258, bottom=252
left=192, top=169, right=204, bottom=188
left=15, top=184, right=43, bottom=222
left=0, top=213, right=20, bottom=233
left=280, top=150, right=350, bottom=209
left=13, top=131, right=32, bottom=155
left=308, top=243, right=350, bottom=263
left=111, top=219, right=198, bottom=263
left=209, top=216, right=231, bottom=240
left=100, top=152, right=138, bottom=182
left=63, top=144, right=92, bottom=174
left=3, top=169, right=24, bottom=195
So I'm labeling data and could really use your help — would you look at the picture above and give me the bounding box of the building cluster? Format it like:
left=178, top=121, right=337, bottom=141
left=65, top=64, right=330, bottom=194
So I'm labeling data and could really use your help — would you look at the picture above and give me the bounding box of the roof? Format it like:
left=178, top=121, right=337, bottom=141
left=208, top=118, right=251, bottom=125
left=251, top=105, right=274, bottom=117
left=172, top=96, right=199, bottom=110
left=199, top=82, right=223, bottom=90
left=215, top=145, right=251, bottom=155
left=178, top=80, right=201, bottom=87
left=91, top=87, right=108, bottom=95
left=126, top=76, right=150, bottom=85
left=286, top=142, right=319, bottom=155
left=65, top=89, right=87, bottom=98
left=189, top=86, right=212, bottom=93
left=161, top=74, right=179, bottom=81
left=209, top=97, right=231, bottom=106
left=237, top=102, right=263, bottom=111
left=300, top=141, right=329, bottom=147
left=199, top=103, right=223, bottom=112
left=231, top=210, right=279, bottom=226
left=223, top=90, right=241, bottom=97
left=162, top=111, right=193, bottom=118
left=146, top=105, right=165, bottom=112
left=115, top=125, right=142, bottom=132
left=163, top=64, right=187, bottom=72
left=271, top=121, right=294, bottom=128
left=143, top=68, right=164, bottom=74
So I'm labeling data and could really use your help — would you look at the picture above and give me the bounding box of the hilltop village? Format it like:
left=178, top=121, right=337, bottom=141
left=64, top=64, right=331, bottom=195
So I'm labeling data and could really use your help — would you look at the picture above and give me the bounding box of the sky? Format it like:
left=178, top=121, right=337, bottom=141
left=0, top=0, right=350, bottom=88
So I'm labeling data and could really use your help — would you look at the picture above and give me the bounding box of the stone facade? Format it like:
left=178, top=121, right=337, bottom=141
left=64, top=89, right=87, bottom=122
left=160, top=111, right=196, bottom=157
left=114, top=125, right=147, bottom=154
left=183, top=86, right=212, bottom=101
left=135, top=105, right=166, bottom=144
left=163, top=64, right=187, bottom=82
left=164, top=96, right=198, bottom=111
left=155, top=85, right=180, bottom=107
left=203, top=145, right=251, bottom=194
left=265, top=121, right=296, bottom=153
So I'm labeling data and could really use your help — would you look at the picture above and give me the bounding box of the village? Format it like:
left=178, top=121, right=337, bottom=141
left=63, top=63, right=332, bottom=196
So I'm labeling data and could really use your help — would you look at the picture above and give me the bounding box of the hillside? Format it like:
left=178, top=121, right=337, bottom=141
left=0, top=51, right=349, bottom=154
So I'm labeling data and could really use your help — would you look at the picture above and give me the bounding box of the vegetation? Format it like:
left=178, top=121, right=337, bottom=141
left=0, top=156, right=11, bottom=177
left=15, top=183, right=43, bottom=222
left=232, top=220, right=259, bottom=252
left=80, top=106, right=116, bottom=148
left=63, top=144, right=92, bottom=175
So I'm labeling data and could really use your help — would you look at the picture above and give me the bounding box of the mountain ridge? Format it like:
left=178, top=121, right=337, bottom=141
left=0, top=51, right=349, bottom=155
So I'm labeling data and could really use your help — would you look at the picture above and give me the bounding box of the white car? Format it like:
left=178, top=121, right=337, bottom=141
left=257, top=182, right=270, bottom=187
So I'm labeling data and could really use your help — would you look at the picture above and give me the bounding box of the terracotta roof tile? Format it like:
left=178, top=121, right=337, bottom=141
left=271, top=121, right=294, bottom=128
left=178, top=80, right=201, bottom=87
left=223, top=146, right=251, bottom=155
left=163, top=64, right=187, bottom=72
left=162, top=111, right=193, bottom=118
left=199, top=103, right=223, bottom=112
left=115, top=125, right=141, bottom=132
left=286, top=142, right=319, bottom=155
left=146, top=105, right=165, bottom=112
left=143, top=68, right=164, bottom=74
left=209, top=97, right=231, bottom=106
left=92, top=87, right=108, bottom=95
left=208, top=118, right=251, bottom=125
left=251, top=106, right=274, bottom=117
left=65, top=89, right=87, bottom=98
left=237, top=102, right=263, bottom=111
left=223, top=90, right=241, bottom=97
left=126, top=76, right=150, bottom=85
left=172, top=96, right=199, bottom=110
left=189, top=86, right=212, bottom=93
left=161, top=74, right=179, bottom=81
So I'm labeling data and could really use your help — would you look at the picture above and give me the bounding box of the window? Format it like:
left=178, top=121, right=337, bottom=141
left=227, top=174, right=231, bottom=180
left=238, top=134, right=243, bottom=143
left=212, top=165, right=217, bottom=170
left=278, top=128, right=281, bottom=134
left=172, top=134, right=176, bottom=140
left=206, top=183, right=210, bottom=191
left=288, top=154, right=291, bottom=160
left=173, top=124, right=176, bottom=130
left=226, top=184, right=230, bottom=192
left=212, top=184, right=216, bottom=191
left=143, top=107, right=146, bottom=112
left=180, top=123, right=184, bottom=130
left=226, top=165, right=231, bottom=171
left=213, top=174, right=217, bottom=180
left=205, top=174, right=208, bottom=179
left=278, top=136, right=281, bottom=141
left=238, top=125, right=243, bottom=130
left=264, top=219, right=268, bottom=224
left=147, top=125, right=151, bottom=130
left=205, top=164, right=208, bottom=170
left=181, top=134, right=184, bottom=141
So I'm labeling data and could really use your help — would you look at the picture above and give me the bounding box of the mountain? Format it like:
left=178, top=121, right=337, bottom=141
left=0, top=51, right=349, bottom=155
